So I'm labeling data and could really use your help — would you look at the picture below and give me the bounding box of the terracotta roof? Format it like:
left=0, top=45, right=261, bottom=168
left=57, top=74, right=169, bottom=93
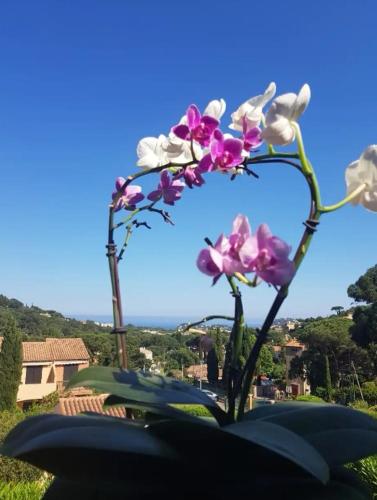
left=0, top=337, right=89, bottom=362
left=23, top=342, right=52, bottom=362
left=45, top=338, right=89, bottom=361
left=284, top=339, right=305, bottom=348
left=55, top=394, right=126, bottom=418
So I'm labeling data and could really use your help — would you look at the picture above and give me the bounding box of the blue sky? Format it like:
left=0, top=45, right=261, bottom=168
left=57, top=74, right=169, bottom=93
left=0, top=0, right=376, bottom=322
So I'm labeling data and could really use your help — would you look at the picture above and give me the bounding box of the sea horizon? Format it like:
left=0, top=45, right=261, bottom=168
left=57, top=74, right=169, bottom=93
left=68, top=314, right=262, bottom=330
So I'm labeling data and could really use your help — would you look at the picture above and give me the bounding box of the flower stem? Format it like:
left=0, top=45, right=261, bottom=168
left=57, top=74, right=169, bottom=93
left=235, top=142, right=324, bottom=419
left=181, top=315, right=235, bottom=333
left=292, top=123, right=312, bottom=175
left=234, top=272, right=257, bottom=287
left=319, top=184, right=366, bottom=213
left=107, top=207, right=128, bottom=369
left=224, top=276, right=245, bottom=421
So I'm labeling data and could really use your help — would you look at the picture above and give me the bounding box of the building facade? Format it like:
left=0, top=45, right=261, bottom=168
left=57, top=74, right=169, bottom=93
left=0, top=337, right=90, bottom=404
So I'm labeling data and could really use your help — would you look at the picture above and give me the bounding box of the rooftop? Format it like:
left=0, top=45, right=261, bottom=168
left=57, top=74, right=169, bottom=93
left=55, top=394, right=126, bottom=418
left=0, top=337, right=89, bottom=362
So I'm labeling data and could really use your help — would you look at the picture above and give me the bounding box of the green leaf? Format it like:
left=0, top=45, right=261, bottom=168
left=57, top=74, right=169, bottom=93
left=1, top=414, right=178, bottom=481
left=43, top=472, right=371, bottom=500
left=68, top=366, right=227, bottom=423
left=224, top=420, right=329, bottom=484
left=103, top=395, right=217, bottom=425
left=149, top=418, right=328, bottom=483
left=244, top=402, right=377, bottom=465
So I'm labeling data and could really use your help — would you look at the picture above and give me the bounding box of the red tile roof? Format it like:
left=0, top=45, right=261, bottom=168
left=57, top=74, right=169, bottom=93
left=55, top=394, right=126, bottom=418
left=45, top=338, right=89, bottom=361
left=0, top=337, right=89, bottom=362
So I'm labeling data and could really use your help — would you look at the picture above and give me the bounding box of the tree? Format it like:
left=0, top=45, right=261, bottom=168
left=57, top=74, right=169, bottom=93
left=207, top=348, right=219, bottom=384
left=289, top=316, right=373, bottom=392
left=348, top=264, right=377, bottom=304
left=324, top=354, right=332, bottom=402
left=0, top=314, right=22, bottom=411
left=350, top=304, right=377, bottom=347
left=331, top=306, right=344, bottom=316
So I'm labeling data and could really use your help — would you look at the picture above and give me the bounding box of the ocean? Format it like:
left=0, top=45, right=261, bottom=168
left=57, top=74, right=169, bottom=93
left=68, top=314, right=261, bottom=330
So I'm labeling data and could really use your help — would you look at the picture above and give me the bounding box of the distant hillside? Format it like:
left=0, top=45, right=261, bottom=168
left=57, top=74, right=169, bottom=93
left=0, top=294, right=112, bottom=339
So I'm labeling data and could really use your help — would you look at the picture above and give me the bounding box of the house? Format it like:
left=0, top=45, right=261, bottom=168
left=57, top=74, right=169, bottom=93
left=139, top=347, right=153, bottom=361
left=283, top=339, right=310, bottom=396
left=0, top=337, right=90, bottom=404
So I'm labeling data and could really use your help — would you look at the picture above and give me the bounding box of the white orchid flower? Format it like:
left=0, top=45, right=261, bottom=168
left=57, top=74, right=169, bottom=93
left=261, top=84, right=311, bottom=145
left=345, top=145, right=377, bottom=212
left=164, top=134, right=203, bottom=163
left=229, top=82, right=276, bottom=132
left=137, top=133, right=203, bottom=169
left=136, top=135, right=169, bottom=169
left=204, top=98, right=226, bottom=120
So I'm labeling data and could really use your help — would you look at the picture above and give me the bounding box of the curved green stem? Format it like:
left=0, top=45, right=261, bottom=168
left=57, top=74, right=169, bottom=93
left=319, top=184, right=366, bottom=213
left=235, top=141, right=324, bottom=419
left=292, top=123, right=312, bottom=175
left=181, top=315, right=235, bottom=333
left=234, top=273, right=258, bottom=287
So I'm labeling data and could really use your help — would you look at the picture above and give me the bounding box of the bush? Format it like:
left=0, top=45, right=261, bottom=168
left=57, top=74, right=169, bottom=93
left=0, top=395, right=58, bottom=483
left=295, top=394, right=325, bottom=403
left=333, top=386, right=356, bottom=406
left=0, top=411, right=42, bottom=482
left=349, top=456, right=377, bottom=498
left=171, top=404, right=212, bottom=417
left=0, top=480, right=48, bottom=499
left=362, top=381, right=377, bottom=406
left=350, top=399, right=370, bottom=410
left=27, top=391, right=59, bottom=416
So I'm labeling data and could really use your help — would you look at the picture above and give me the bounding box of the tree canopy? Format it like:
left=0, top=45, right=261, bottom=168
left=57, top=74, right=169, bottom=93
left=348, top=264, right=377, bottom=304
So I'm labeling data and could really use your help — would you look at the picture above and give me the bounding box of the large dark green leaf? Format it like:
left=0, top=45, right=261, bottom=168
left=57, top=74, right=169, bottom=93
left=149, top=418, right=329, bottom=483
left=225, top=420, right=329, bottom=483
left=244, top=401, right=329, bottom=421
left=1, top=414, right=179, bottom=481
left=244, top=402, right=377, bottom=465
left=68, top=366, right=227, bottom=423
left=44, top=469, right=371, bottom=500
left=103, top=394, right=218, bottom=425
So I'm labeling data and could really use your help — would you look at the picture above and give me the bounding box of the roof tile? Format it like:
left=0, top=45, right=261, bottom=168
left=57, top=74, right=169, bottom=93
left=0, top=337, right=89, bottom=362
left=55, top=395, right=126, bottom=418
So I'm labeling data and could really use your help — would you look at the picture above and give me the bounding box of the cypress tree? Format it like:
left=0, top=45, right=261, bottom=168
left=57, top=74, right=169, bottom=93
left=0, top=314, right=22, bottom=411
left=324, top=354, right=332, bottom=402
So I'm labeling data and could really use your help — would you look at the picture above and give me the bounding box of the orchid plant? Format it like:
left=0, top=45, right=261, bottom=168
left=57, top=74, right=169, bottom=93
left=2, top=83, right=377, bottom=499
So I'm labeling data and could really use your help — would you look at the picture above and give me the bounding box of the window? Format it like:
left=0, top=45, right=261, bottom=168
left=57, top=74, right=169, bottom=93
left=63, top=364, right=79, bottom=383
left=25, top=366, right=43, bottom=384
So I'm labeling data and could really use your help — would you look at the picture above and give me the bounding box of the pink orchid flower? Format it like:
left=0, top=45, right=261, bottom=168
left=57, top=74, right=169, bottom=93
left=196, top=234, right=230, bottom=277
left=197, top=215, right=295, bottom=287
left=176, top=166, right=205, bottom=189
left=197, top=130, right=244, bottom=173
left=147, top=170, right=185, bottom=206
left=112, top=177, right=144, bottom=212
left=239, top=224, right=295, bottom=286
left=242, top=117, right=263, bottom=152
left=172, top=104, right=219, bottom=147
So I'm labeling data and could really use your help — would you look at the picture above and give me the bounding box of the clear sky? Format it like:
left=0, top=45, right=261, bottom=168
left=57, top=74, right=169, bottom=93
left=0, top=0, right=376, bottom=323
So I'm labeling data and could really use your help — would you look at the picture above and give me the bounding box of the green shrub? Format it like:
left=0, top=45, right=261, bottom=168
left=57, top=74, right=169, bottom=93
left=0, top=411, right=42, bottom=482
left=333, top=386, right=356, bottom=405
left=0, top=480, right=48, bottom=499
left=295, top=394, right=325, bottom=403
left=26, top=391, right=59, bottom=416
left=171, top=404, right=212, bottom=417
left=362, top=381, right=377, bottom=406
left=349, top=456, right=377, bottom=498
left=350, top=399, right=370, bottom=410
left=313, top=386, right=328, bottom=400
